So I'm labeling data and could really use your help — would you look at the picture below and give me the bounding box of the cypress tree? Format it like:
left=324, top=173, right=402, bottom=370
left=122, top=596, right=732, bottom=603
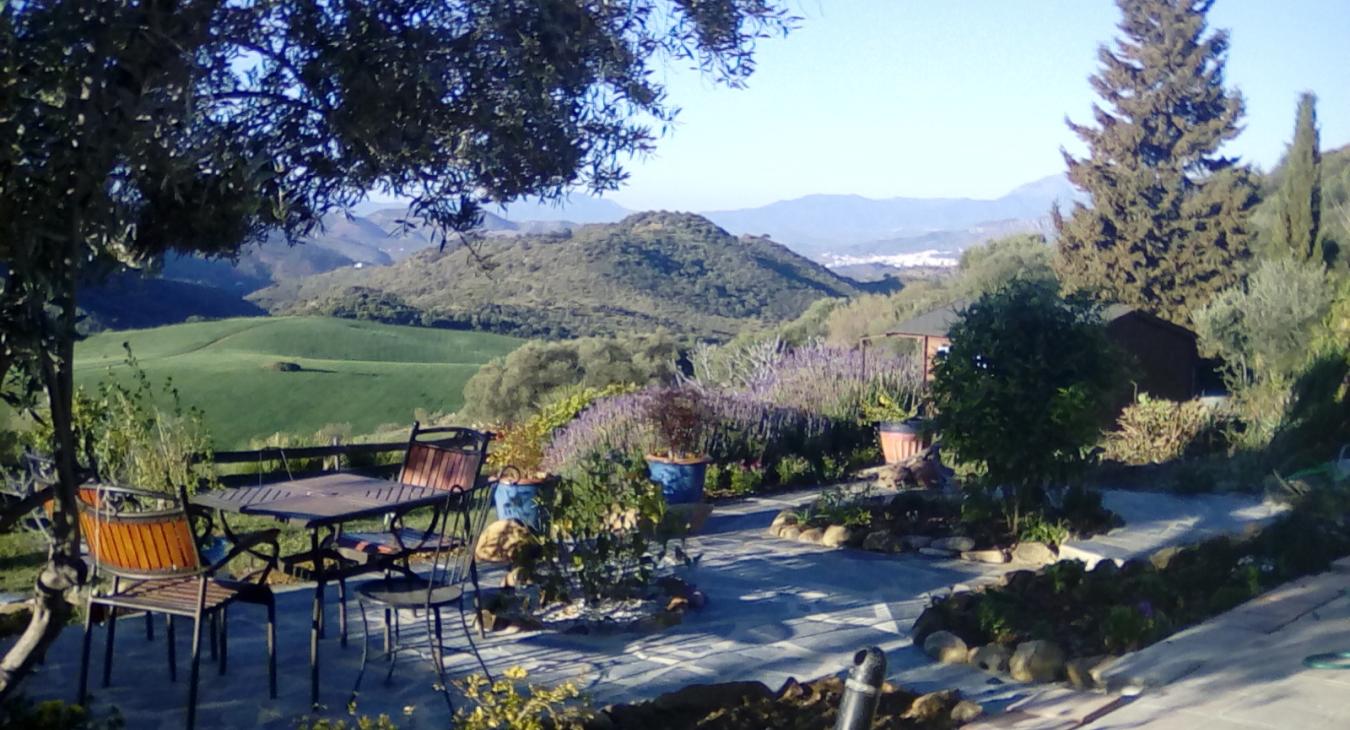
left=1053, top=0, right=1258, bottom=324
left=1274, top=92, right=1322, bottom=261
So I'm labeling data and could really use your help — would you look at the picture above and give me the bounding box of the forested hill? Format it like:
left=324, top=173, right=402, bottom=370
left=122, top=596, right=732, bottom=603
left=248, top=212, right=864, bottom=340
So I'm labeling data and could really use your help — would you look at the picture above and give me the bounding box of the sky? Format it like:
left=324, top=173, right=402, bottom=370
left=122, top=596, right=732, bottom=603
left=597, top=0, right=1350, bottom=212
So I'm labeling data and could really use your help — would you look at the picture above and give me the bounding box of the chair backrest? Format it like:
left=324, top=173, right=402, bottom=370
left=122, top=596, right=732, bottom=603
left=425, top=479, right=496, bottom=599
left=77, top=485, right=203, bottom=580
left=398, top=423, right=489, bottom=492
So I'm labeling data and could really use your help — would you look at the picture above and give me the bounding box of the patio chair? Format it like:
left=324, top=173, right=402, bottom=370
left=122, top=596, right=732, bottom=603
left=329, top=424, right=493, bottom=642
left=350, top=479, right=495, bottom=712
left=75, top=484, right=279, bottom=730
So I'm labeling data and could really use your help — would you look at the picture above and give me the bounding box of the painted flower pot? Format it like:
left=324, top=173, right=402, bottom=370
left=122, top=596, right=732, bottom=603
left=878, top=420, right=926, bottom=464
left=645, top=456, right=708, bottom=505
left=493, top=477, right=550, bottom=532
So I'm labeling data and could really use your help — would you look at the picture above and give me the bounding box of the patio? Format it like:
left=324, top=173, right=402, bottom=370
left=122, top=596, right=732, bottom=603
left=9, top=484, right=1289, bottom=729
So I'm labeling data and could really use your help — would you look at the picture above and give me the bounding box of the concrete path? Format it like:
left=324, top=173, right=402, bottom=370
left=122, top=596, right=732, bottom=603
left=5, top=485, right=1292, bottom=729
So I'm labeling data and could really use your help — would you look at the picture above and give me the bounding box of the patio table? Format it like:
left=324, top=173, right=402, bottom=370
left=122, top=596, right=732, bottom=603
left=192, top=472, right=447, bottom=707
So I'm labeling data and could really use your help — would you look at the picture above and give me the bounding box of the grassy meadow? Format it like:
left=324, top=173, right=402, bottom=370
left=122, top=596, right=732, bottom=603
left=74, top=317, right=523, bottom=448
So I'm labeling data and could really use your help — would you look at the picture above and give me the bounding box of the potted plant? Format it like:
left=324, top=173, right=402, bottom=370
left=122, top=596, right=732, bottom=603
left=487, top=421, right=555, bottom=532
left=863, top=388, right=926, bottom=465
left=641, top=387, right=712, bottom=504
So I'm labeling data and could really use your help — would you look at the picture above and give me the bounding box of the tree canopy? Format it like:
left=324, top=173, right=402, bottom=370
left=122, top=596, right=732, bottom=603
left=0, top=0, right=791, bottom=697
left=1053, top=0, right=1258, bottom=324
left=1272, top=93, right=1323, bottom=263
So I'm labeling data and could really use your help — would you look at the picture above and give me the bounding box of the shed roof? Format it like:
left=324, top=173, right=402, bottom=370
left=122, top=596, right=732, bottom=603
left=886, top=300, right=1194, bottom=340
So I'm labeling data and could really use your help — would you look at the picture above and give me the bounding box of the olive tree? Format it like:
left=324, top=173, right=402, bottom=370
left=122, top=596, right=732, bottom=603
left=929, top=280, right=1120, bottom=533
left=0, top=0, right=791, bottom=697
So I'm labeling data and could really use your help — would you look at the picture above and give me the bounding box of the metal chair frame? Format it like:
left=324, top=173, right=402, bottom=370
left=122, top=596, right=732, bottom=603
left=75, top=484, right=279, bottom=730
left=350, top=479, right=496, bottom=713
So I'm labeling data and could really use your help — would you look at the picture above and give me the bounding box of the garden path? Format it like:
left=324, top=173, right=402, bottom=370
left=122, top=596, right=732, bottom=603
left=8, top=484, right=1284, bottom=729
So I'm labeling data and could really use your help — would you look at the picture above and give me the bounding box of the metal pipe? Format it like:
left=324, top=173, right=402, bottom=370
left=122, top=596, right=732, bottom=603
left=835, top=646, right=886, bottom=730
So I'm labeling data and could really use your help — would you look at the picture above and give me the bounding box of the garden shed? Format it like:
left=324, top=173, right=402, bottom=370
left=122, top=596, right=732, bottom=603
left=886, top=300, right=1201, bottom=401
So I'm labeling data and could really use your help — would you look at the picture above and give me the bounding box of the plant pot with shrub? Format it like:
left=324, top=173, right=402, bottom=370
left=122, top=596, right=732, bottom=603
left=488, top=424, right=556, bottom=532
left=863, top=387, right=927, bottom=465
left=641, top=387, right=713, bottom=505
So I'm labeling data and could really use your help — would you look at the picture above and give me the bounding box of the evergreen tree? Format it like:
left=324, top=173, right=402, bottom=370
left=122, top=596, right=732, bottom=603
left=1273, top=92, right=1322, bottom=261
left=1053, top=0, right=1258, bottom=324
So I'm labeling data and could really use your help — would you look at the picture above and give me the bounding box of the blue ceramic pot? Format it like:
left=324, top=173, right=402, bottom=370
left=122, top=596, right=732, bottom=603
left=493, top=478, right=547, bottom=532
left=645, top=456, right=708, bottom=504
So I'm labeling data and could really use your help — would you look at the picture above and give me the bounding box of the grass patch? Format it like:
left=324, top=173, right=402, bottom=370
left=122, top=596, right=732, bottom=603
left=74, top=317, right=523, bottom=448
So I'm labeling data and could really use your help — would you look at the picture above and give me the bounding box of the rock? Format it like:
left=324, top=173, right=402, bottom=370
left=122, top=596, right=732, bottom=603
left=999, top=569, right=1038, bottom=592
left=863, top=529, right=899, bottom=552
left=1120, top=557, right=1156, bottom=577
left=778, top=525, right=802, bottom=540
left=1150, top=545, right=1183, bottom=571
left=961, top=548, right=1008, bottom=564
left=901, top=534, right=934, bottom=550
left=910, top=606, right=946, bottom=646
left=821, top=524, right=853, bottom=548
left=797, top=527, right=825, bottom=544
left=922, top=630, right=969, bottom=665
left=687, top=589, right=708, bottom=610
left=665, top=596, right=689, bottom=613
left=1092, top=559, right=1120, bottom=577
left=931, top=536, right=975, bottom=552
left=1012, top=541, right=1058, bottom=565
left=1010, top=640, right=1067, bottom=683
left=950, top=699, right=984, bottom=723
left=903, top=690, right=956, bottom=721
left=475, top=519, right=532, bottom=563
left=1066, top=655, right=1114, bottom=689
left=918, top=547, right=956, bottom=558
left=970, top=643, right=1012, bottom=673
left=770, top=510, right=798, bottom=530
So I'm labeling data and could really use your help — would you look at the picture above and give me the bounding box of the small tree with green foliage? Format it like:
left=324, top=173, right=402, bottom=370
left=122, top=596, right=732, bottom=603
left=1272, top=93, right=1322, bottom=262
left=930, top=280, right=1120, bottom=532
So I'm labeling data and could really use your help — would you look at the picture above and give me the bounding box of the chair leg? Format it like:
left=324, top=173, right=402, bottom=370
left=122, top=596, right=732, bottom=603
left=338, top=578, right=348, bottom=648
left=383, top=608, right=392, bottom=656
left=266, top=600, right=277, bottom=700
left=186, top=616, right=204, bottom=730
left=208, top=614, right=218, bottom=663
left=167, top=615, right=177, bottom=682
left=352, top=600, right=371, bottom=703
left=459, top=599, right=493, bottom=682
left=78, top=600, right=95, bottom=704
left=428, top=607, right=452, bottom=714
left=218, top=606, right=229, bottom=676
left=101, top=606, right=118, bottom=688
left=145, top=612, right=154, bottom=642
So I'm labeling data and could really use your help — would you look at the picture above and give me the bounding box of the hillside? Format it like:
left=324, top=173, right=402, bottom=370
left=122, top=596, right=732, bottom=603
left=74, top=317, right=522, bottom=447
left=249, top=212, right=864, bottom=340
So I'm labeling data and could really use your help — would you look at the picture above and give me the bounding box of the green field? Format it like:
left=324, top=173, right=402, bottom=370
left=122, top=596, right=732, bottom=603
left=74, top=317, right=523, bottom=448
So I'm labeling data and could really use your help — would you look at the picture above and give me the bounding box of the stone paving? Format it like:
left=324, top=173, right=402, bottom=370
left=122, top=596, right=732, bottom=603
left=6, top=485, right=1298, bottom=729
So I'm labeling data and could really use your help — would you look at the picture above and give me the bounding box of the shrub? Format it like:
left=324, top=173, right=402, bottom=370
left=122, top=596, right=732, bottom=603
left=1017, top=513, right=1069, bottom=546
left=774, top=454, right=813, bottom=487
left=1100, top=394, right=1226, bottom=465
left=456, top=667, right=591, bottom=730
left=0, top=697, right=123, bottom=730
left=487, top=384, right=635, bottom=476
left=725, top=462, right=765, bottom=496
left=930, top=280, right=1121, bottom=533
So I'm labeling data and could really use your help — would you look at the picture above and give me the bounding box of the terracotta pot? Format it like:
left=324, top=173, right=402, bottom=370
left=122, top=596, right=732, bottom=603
left=877, top=420, right=926, bottom=464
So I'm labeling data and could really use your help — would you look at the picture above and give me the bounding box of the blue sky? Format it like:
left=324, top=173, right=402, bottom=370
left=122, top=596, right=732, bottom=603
left=602, top=0, right=1350, bottom=211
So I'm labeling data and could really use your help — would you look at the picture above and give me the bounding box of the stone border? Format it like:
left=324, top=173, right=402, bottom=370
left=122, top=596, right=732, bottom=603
left=477, top=576, right=706, bottom=636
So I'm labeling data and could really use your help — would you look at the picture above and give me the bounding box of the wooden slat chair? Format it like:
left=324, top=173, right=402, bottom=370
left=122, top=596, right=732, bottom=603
left=76, top=485, right=279, bottom=730
left=329, top=424, right=492, bottom=644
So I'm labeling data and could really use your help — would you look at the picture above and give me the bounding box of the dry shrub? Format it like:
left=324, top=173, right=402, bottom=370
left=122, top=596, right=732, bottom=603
left=1101, top=395, right=1225, bottom=465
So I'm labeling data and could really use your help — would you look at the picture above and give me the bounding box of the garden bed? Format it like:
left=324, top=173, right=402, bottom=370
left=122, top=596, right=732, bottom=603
left=589, top=674, right=982, bottom=729
left=765, top=486, right=1120, bottom=566
left=909, top=488, right=1350, bottom=688
left=478, top=576, right=705, bottom=635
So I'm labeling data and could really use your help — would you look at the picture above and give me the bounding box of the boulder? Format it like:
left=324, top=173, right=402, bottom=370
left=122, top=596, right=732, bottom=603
left=922, top=630, right=969, bottom=665
left=770, top=510, right=798, bottom=530
left=475, top=519, right=532, bottom=563
left=1066, top=655, right=1114, bottom=689
left=931, top=536, right=975, bottom=552
left=903, top=690, right=957, bottom=721
left=778, top=525, right=802, bottom=540
left=999, top=569, right=1038, bottom=593
left=909, top=606, right=946, bottom=646
left=950, top=700, right=984, bottom=723
left=1092, top=559, right=1121, bottom=577
left=821, top=525, right=854, bottom=548
left=970, top=643, right=1012, bottom=673
left=862, top=529, right=901, bottom=552
left=961, top=549, right=1008, bottom=564
left=901, top=534, right=934, bottom=550
left=1012, top=541, right=1057, bottom=565
left=797, top=527, right=825, bottom=544
left=1010, top=640, right=1067, bottom=683
left=1150, top=545, right=1183, bottom=571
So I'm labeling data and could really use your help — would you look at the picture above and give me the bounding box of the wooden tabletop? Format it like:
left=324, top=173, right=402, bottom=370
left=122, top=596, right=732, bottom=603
left=192, top=473, right=447, bottom=528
